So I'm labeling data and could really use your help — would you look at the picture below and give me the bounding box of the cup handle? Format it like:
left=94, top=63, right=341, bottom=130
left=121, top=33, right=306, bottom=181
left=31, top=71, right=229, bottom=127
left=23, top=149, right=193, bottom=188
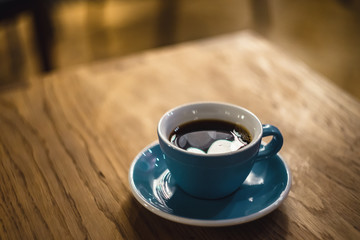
left=255, top=124, right=283, bottom=162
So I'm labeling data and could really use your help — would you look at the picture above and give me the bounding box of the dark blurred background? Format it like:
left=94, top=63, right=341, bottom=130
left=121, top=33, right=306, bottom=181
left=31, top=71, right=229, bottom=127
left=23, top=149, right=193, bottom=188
left=0, top=0, right=359, bottom=99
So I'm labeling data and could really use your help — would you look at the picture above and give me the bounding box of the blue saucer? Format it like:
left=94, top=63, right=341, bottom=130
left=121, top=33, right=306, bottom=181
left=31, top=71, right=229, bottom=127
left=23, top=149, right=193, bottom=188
left=129, top=142, right=291, bottom=227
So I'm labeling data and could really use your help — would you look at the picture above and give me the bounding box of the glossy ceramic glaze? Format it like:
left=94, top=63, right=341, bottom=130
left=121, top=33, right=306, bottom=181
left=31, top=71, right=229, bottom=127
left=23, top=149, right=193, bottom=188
left=157, top=102, right=283, bottom=199
left=129, top=142, right=291, bottom=227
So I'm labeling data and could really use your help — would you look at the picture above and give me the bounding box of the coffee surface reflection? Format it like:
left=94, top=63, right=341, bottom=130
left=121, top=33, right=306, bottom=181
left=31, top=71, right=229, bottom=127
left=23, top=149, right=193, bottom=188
left=169, top=119, right=252, bottom=154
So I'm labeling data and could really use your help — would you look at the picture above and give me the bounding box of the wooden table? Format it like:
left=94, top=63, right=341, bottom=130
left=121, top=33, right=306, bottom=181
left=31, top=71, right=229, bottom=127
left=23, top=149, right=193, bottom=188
left=1, top=31, right=359, bottom=239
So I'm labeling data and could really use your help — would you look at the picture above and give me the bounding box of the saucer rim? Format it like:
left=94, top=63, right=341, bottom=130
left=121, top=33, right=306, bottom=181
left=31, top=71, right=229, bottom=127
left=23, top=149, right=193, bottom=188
left=129, top=141, right=292, bottom=227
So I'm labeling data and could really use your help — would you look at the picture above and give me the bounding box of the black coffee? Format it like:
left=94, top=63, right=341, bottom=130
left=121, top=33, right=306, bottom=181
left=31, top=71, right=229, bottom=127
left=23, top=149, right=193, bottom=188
left=169, top=119, right=252, bottom=154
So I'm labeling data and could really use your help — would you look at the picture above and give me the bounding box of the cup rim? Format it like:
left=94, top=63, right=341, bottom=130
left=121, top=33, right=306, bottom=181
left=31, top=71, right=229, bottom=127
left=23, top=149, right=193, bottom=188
left=157, top=101, right=263, bottom=157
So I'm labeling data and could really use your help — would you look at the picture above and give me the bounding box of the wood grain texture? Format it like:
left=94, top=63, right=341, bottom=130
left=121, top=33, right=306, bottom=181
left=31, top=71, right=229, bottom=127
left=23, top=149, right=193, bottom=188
left=0, top=31, right=359, bottom=239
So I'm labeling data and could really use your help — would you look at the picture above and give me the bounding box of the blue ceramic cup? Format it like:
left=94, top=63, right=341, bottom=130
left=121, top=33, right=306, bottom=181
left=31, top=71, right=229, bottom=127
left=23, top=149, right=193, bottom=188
left=157, top=102, right=283, bottom=199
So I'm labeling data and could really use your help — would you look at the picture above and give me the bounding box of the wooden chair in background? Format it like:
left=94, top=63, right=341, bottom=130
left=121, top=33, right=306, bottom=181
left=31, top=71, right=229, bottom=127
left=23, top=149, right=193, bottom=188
left=0, top=0, right=54, bottom=73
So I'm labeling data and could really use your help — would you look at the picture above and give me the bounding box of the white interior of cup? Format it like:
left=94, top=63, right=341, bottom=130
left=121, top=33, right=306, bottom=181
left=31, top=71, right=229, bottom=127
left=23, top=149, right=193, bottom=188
left=158, top=102, right=262, bottom=153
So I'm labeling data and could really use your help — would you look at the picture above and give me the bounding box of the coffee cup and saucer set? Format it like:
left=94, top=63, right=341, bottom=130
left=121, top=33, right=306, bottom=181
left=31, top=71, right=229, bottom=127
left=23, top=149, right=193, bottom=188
left=129, top=102, right=291, bottom=227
